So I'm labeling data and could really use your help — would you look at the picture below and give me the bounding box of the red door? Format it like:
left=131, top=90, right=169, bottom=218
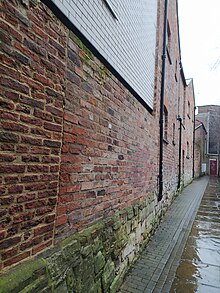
left=210, top=159, right=217, bottom=176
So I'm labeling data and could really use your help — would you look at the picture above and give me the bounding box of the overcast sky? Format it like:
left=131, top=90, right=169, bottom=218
left=178, top=0, right=220, bottom=106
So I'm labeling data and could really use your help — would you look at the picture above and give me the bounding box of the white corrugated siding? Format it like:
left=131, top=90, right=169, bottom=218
left=51, top=0, right=158, bottom=109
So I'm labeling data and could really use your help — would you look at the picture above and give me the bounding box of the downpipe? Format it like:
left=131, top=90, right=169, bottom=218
left=158, top=0, right=169, bottom=201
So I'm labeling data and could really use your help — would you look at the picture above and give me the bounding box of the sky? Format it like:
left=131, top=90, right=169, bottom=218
left=178, top=0, right=220, bottom=106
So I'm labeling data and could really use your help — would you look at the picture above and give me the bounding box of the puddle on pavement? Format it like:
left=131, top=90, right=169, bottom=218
left=170, top=178, right=220, bottom=292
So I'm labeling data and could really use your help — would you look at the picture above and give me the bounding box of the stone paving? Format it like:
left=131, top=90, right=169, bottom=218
left=170, top=177, right=220, bottom=292
left=118, top=176, right=209, bottom=293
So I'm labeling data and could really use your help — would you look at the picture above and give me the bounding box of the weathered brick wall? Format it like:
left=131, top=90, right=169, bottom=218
left=55, top=33, right=159, bottom=240
left=0, top=0, right=194, bottom=290
left=194, top=123, right=206, bottom=177
left=182, top=81, right=194, bottom=183
left=0, top=0, right=67, bottom=269
left=0, top=0, right=162, bottom=271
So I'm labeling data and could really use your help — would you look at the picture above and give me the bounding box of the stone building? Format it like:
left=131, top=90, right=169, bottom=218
left=0, top=0, right=195, bottom=291
left=196, top=105, right=220, bottom=176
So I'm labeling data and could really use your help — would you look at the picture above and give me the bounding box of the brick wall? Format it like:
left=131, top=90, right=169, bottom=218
left=0, top=0, right=194, bottom=285
left=183, top=81, right=195, bottom=183
left=55, top=34, right=159, bottom=240
left=0, top=0, right=67, bottom=269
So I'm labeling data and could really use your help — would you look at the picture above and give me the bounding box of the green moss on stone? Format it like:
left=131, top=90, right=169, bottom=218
left=94, top=251, right=105, bottom=274
left=89, top=279, right=102, bottom=293
left=102, top=260, right=115, bottom=293
left=0, top=258, right=46, bottom=293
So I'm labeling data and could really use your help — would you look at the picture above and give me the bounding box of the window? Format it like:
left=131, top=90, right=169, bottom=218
left=166, top=20, right=172, bottom=64
left=186, top=141, right=190, bottom=159
left=187, top=101, right=191, bottom=119
left=175, top=60, right=178, bottom=82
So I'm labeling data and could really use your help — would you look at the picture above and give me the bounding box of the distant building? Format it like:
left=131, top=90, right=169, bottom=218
left=196, top=105, right=220, bottom=176
left=194, top=120, right=207, bottom=177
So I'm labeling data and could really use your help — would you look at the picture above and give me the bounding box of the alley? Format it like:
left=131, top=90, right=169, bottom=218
left=118, top=176, right=220, bottom=292
left=170, top=177, right=220, bottom=292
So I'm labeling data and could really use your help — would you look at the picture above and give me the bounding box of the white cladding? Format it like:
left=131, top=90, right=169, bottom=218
left=52, top=0, right=158, bottom=109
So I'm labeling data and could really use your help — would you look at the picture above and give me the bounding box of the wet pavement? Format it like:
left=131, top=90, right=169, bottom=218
left=118, top=176, right=220, bottom=293
left=170, top=177, right=220, bottom=293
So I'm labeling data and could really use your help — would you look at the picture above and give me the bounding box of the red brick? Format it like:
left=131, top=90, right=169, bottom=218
left=8, top=185, right=23, bottom=194
left=0, top=236, right=21, bottom=250
left=16, top=145, right=28, bottom=153
left=25, top=199, right=47, bottom=209
left=0, top=154, right=16, bottom=162
left=0, top=77, right=29, bottom=94
left=64, top=124, right=85, bottom=135
left=45, top=105, right=63, bottom=117
left=0, top=165, right=25, bottom=174
left=31, top=146, right=50, bottom=155
left=19, top=93, right=45, bottom=108
left=34, top=109, right=53, bottom=122
left=0, top=195, right=13, bottom=205
left=5, top=176, right=19, bottom=184
left=20, top=236, right=42, bottom=251
left=1, top=246, right=19, bottom=261
left=0, top=110, right=19, bottom=121
left=35, top=207, right=54, bottom=216
left=55, top=215, right=67, bottom=227
left=9, top=205, right=23, bottom=214
left=17, top=193, right=36, bottom=203
left=32, top=24, right=48, bottom=40
left=0, top=132, right=19, bottom=143
left=34, top=73, right=53, bottom=87
left=22, top=155, right=40, bottom=163
left=21, top=136, right=42, bottom=146
left=2, top=121, right=29, bottom=133
left=13, top=211, right=33, bottom=223
left=63, top=111, right=78, bottom=124
left=3, top=251, right=31, bottom=268
left=20, top=114, right=43, bottom=126
left=0, top=20, right=22, bottom=41
left=44, top=122, right=62, bottom=132
left=32, top=240, right=53, bottom=255
left=0, top=98, right=15, bottom=110
left=25, top=183, right=47, bottom=191
left=33, top=223, right=54, bottom=236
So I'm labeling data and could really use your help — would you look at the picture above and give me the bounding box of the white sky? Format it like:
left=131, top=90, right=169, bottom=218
left=178, top=0, right=220, bottom=106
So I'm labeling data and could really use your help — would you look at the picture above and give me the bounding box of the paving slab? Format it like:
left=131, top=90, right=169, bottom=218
left=118, top=176, right=209, bottom=293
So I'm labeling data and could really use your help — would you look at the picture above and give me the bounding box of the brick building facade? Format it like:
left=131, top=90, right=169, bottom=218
left=0, top=0, right=195, bottom=291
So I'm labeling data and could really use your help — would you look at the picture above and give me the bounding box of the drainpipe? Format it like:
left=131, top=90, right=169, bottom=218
left=192, top=106, right=196, bottom=178
left=177, top=115, right=185, bottom=188
left=177, top=116, right=182, bottom=189
left=158, top=0, right=169, bottom=201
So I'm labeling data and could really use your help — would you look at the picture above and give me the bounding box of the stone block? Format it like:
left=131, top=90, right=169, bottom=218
left=102, top=260, right=115, bottom=292
left=94, top=251, right=105, bottom=274
left=89, top=279, right=102, bottom=293
left=80, top=245, right=93, bottom=258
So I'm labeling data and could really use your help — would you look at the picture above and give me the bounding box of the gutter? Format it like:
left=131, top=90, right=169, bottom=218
left=158, top=0, right=169, bottom=201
